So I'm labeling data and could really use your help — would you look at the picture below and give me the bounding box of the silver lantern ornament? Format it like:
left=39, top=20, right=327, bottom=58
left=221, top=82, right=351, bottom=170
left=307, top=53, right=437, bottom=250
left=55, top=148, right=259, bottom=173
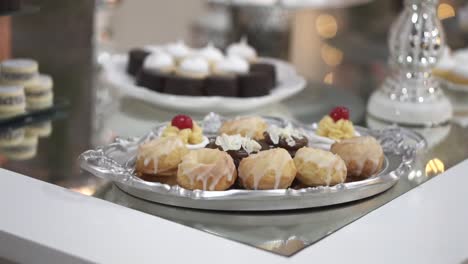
left=367, top=0, right=452, bottom=126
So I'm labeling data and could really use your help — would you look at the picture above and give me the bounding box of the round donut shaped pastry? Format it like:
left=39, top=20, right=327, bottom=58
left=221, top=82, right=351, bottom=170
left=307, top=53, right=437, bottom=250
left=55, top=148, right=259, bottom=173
left=293, top=147, right=347, bottom=186
left=135, top=136, right=188, bottom=177
left=238, top=148, right=297, bottom=190
left=177, top=148, right=237, bottom=191
left=219, top=116, right=267, bottom=140
left=330, top=136, right=384, bottom=179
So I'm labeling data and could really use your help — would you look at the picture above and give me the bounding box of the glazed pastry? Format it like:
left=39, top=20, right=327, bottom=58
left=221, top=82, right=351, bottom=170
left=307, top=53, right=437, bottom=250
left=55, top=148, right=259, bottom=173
left=331, top=136, right=384, bottom=179
left=0, top=85, right=26, bottom=114
left=0, top=127, right=25, bottom=147
left=135, top=136, right=188, bottom=177
left=219, top=116, right=268, bottom=140
left=226, top=37, right=258, bottom=62
left=127, top=48, right=151, bottom=76
left=165, top=40, right=192, bottom=64
left=316, top=107, right=355, bottom=141
left=177, top=148, right=237, bottom=191
left=160, top=115, right=207, bottom=149
left=24, top=74, right=53, bottom=110
left=238, top=148, right=296, bottom=190
left=136, top=52, right=175, bottom=92
left=294, top=147, right=347, bottom=186
left=207, top=133, right=262, bottom=167
left=263, top=124, right=308, bottom=155
left=196, top=43, right=224, bottom=67
left=0, top=59, right=38, bottom=85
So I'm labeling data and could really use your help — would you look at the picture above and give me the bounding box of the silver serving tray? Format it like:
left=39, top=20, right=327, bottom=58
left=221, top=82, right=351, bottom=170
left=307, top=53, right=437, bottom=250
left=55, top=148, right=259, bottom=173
left=79, top=113, right=424, bottom=211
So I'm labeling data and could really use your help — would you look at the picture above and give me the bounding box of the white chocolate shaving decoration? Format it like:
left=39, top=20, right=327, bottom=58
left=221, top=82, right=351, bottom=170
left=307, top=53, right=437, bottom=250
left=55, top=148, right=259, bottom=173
left=215, top=133, right=261, bottom=154
left=266, top=124, right=306, bottom=147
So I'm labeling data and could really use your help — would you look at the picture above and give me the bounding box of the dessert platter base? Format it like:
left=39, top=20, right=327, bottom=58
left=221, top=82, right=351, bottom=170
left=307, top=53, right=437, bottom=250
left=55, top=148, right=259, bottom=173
left=80, top=114, right=424, bottom=211
left=102, top=54, right=306, bottom=113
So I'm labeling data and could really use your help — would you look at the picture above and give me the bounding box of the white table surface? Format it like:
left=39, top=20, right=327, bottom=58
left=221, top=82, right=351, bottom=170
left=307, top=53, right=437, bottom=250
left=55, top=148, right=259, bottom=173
left=1, top=160, right=468, bottom=264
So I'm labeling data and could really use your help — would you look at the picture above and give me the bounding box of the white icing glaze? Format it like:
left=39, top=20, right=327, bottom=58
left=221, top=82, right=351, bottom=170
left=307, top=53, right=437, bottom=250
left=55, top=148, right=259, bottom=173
left=266, top=124, right=306, bottom=147
left=215, top=133, right=261, bottom=154
left=213, top=55, right=249, bottom=74
left=197, top=43, right=224, bottom=63
left=239, top=148, right=291, bottom=190
left=226, top=37, right=257, bottom=62
left=143, top=52, right=175, bottom=72
left=165, top=41, right=192, bottom=59
left=452, top=49, right=468, bottom=77
left=295, top=148, right=346, bottom=186
left=332, top=136, right=382, bottom=177
left=178, top=57, right=210, bottom=77
left=178, top=149, right=235, bottom=191
left=137, top=137, right=185, bottom=174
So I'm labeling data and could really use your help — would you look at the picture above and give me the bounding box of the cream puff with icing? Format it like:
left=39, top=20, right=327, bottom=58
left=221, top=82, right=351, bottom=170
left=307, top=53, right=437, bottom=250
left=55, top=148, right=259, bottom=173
left=177, top=148, right=237, bottom=191
left=238, top=148, right=297, bottom=190
left=294, top=147, right=347, bottom=186
left=219, top=116, right=268, bottom=140
left=135, top=136, right=188, bottom=177
left=330, top=136, right=384, bottom=179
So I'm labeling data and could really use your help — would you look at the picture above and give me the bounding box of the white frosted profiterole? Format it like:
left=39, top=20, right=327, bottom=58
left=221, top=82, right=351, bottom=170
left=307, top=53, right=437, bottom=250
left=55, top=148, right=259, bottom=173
left=226, top=37, right=257, bottom=62
left=213, top=55, right=249, bottom=75
left=197, top=43, right=224, bottom=65
left=176, top=57, right=210, bottom=79
left=165, top=40, right=192, bottom=63
left=143, top=52, right=175, bottom=73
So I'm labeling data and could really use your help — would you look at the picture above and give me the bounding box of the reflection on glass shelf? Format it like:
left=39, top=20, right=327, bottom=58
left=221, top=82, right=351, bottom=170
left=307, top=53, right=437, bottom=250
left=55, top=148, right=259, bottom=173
left=0, top=120, right=53, bottom=161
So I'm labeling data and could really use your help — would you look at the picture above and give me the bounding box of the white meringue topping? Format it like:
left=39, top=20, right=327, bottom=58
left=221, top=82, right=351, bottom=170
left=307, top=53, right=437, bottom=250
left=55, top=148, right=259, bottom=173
left=226, top=37, right=257, bottom=62
left=178, top=57, right=210, bottom=76
left=197, top=43, right=224, bottom=63
left=143, top=52, right=175, bottom=72
left=166, top=40, right=192, bottom=59
left=213, top=55, right=249, bottom=74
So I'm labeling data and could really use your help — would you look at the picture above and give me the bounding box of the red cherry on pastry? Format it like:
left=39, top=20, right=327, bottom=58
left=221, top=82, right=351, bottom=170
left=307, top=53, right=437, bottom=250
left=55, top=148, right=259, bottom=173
left=171, top=114, right=193, bottom=130
left=329, top=107, right=350, bottom=122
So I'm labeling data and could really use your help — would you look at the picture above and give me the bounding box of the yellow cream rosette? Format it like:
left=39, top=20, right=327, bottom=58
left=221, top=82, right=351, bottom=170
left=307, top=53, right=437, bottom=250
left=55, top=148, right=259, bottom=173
left=316, top=116, right=355, bottom=141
